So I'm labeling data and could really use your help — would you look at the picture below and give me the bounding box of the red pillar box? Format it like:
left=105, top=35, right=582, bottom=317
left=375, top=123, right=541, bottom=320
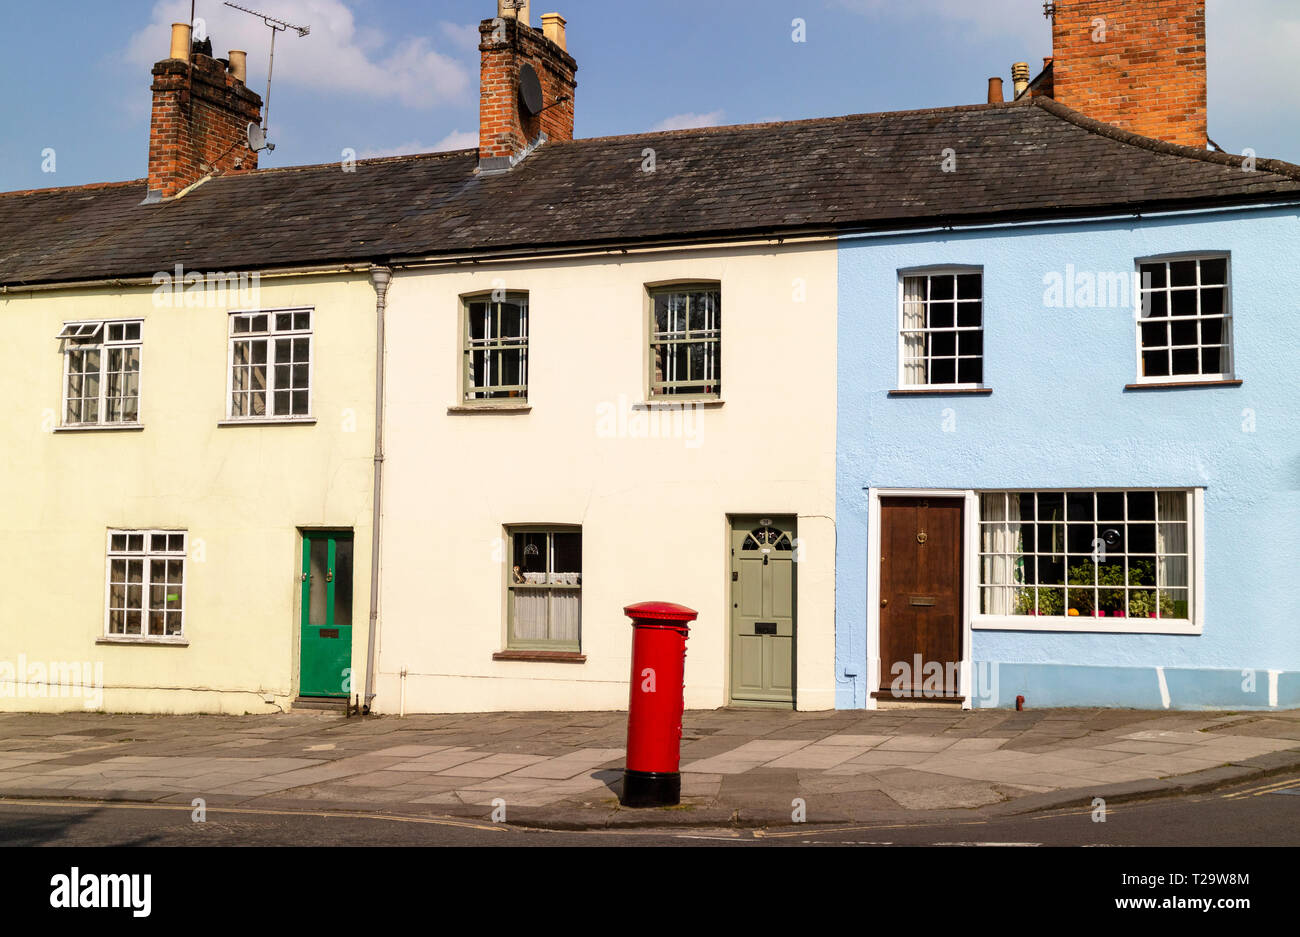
left=621, top=601, right=698, bottom=808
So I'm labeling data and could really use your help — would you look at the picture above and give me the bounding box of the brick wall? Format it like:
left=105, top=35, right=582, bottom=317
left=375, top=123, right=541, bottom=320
left=148, top=54, right=263, bottom=199
left=1051, top=0, right=1206, bottom=147
left=478, top=17, right=577, bottom=161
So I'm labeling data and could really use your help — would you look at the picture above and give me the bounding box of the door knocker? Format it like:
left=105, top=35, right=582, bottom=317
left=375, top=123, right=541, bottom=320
left=916, top=530, right=928, bottom=545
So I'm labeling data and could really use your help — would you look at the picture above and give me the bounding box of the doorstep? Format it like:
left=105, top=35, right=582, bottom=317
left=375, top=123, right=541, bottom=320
left=293, top=697, right=348, bottom=713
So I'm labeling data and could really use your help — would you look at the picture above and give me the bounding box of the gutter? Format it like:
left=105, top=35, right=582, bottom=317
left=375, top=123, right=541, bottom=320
left=379, top=199, right=1300, bottom=270
left=363, top=266, right=392, bottom=714
left=0, top=262, right=375, bottom=295
left=836, top=199, right=1300, bottom=245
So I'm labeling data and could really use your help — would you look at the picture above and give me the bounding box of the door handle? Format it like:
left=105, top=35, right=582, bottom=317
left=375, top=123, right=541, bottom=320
left=326, top=569, right=333, bottom=583
left=880, top=598, right=889, bottom=607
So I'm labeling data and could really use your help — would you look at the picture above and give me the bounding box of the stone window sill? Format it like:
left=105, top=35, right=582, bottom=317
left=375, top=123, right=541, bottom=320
left=633, top=398, right=725, bottom=410
left=492, top=650, right=586, bottom=663
left=1123, top=379, right=1242, bottom=391
left=53, top=424, right=145, bottom=433
left=888, top=387, right=992, bottom=397
left=447, top=404, right=532, bottom=414
left=217, top=418, right=317, bottom=427
left=96, top=636, right=189, bottom=647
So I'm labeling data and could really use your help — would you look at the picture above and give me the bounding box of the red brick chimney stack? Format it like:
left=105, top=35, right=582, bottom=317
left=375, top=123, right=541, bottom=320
left=1048, top=0, right=1207, bottom=148
left=147, top=23, right=263, bottom=200
left=478, top=4, right=577, bottom=171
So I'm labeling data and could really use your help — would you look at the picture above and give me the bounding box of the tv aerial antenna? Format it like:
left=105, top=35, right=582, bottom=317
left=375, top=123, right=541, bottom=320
left=222, top=1, right=310, bottom=151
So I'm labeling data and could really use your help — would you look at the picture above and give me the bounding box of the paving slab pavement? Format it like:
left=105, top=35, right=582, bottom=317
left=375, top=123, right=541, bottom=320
left=0, top=707, right=1296, bottom=829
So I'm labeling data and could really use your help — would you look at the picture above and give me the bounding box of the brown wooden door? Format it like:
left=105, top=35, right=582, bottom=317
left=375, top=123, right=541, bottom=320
left=879, top=497, right=963, bottom=699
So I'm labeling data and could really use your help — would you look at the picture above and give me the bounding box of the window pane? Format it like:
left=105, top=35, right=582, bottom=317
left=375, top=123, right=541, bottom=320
left=956, top=303, right=981, bottom=328
left=1140, top=320, right=1167, bottom=348
left=1169, top=260, right=1197, bottom=287
left=930, top=359, right=955, bottom=384
left=334, top=539, right=353, bottom=628
left=1142, top=290, right=1168, bottom=318
left=1170, top=290, right=1197, bottom=316
left=1170, top=319, right=1198, bottom=346
left=1140, top=263, right=1166, bottom=289
left=552, top=532, right=581, bottom=578
left=500, top=301, right=526, bottom=338
left=1142, top=349, right=1170, bottom=377
left=928, top=301, right=955, bottom=329
left=1199, top=258, right=1227, bottom=284
left=956, top=274, right=981, bottom=299
left=513, top=532, right=547, bottom=581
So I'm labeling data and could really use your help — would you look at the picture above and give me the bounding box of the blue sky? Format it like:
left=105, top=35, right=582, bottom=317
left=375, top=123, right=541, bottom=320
left=1, top=0, right=1296, bottom=191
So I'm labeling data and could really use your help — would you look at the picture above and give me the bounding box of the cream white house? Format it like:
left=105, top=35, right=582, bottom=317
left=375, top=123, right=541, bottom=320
left=375, top=242, right=839, bottom=713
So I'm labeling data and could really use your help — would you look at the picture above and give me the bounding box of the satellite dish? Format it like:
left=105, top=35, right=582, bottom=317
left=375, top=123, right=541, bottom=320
left=518, top=63, right=544, bottom=116
left=246, top=122, right=273, bottom=153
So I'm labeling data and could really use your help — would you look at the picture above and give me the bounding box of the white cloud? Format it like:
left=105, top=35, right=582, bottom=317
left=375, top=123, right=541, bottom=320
left=355, top=130, right=478, bottom=160
left=652, top=110, right=726, bottom=132
left=126, top=1, right=473, bottom=109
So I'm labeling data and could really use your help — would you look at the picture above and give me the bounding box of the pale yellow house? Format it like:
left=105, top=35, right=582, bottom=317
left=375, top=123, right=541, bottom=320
left=0, top=273, right=379, bottom=713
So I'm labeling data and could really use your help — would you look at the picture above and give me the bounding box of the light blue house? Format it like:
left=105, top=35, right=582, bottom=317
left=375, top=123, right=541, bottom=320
left=836, top=191, right=1300, bottom=711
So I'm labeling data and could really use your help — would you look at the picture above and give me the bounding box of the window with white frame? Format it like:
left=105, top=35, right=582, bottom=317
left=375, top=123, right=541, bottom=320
left=58, top=320, right=142, bottom=425
left=650, top=286, right=721, bottom=397
left=900, top=271, right=983, bottom=387
left=464, top=293, right=528, bottom=400
left=228, top=309, right=312, bottom=419
left=105, top=530, right=187, bottom=639
left=1137, top=256, right=1231, bottom=381
left=506, top=527, right=582, bottom=650
left=978, top=490, right=1192, bottom=623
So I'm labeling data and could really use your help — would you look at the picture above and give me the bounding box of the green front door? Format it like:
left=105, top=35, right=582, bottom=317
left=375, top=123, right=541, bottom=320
left=730, top=516, right=796, bottom=707
left=299, top=531, right=354, bottom=698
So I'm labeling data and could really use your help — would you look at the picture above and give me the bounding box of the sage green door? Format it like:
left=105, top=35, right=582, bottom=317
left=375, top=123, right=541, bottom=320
left=730, top=517, right=796, bottom=707
left=299, top=531, right=354, bottom=698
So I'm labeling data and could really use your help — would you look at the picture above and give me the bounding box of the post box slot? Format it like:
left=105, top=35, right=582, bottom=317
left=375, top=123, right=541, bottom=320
left=319, top=628, right=339, bottom=638
left=755, top=622, right=777, bottom=635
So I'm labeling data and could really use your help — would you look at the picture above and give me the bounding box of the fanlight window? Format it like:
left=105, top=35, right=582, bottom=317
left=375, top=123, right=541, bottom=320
left=742, top=527, right=793, bottom=552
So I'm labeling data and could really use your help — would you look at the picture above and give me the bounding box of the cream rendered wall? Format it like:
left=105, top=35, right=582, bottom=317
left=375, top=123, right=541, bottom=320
left=378, top=242, right=838, bottom=713
left=0, top=274, right=377, bottom=713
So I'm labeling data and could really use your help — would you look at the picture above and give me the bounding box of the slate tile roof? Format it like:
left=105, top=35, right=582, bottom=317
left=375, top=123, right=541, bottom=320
left=3, top=96, right=1299, bottom=287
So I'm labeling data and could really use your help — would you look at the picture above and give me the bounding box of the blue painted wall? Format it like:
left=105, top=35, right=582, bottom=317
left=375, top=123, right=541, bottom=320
left=835, top=206, right=1300, bottom=710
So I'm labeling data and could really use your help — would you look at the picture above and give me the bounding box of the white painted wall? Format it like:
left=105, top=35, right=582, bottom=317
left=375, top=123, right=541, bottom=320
left=377, top=242, right=838, bottom=713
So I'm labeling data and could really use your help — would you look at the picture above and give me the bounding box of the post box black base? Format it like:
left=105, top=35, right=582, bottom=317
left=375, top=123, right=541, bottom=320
left=620, top=770, right=681, bottom=808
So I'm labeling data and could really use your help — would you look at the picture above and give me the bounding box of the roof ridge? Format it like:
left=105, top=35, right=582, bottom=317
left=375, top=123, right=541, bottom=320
left=1030, top=96, right=1300, bottom=181
left=215, top=146, right=476, bottom=180
left=551, top=100, right=1037, bottom=148
left=0, top=178, right=144, bottom=200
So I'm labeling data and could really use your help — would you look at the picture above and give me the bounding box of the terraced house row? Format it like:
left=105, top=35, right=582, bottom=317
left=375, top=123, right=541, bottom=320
left=2, top=0, right=1297, bottom=715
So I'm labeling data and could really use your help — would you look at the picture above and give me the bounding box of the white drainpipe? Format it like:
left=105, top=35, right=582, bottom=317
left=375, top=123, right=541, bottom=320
left=365, top=266, right=392, bottom=713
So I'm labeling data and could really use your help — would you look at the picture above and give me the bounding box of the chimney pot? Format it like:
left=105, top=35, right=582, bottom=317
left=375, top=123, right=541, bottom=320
left=1012, top=62, right=1030, bottom=97
left=228, top=50, right=248, bottom=84
left=498, top=0, right=530, bottom=25
left=987, top=76, right=1004, bottom=104
left=169, top=22, right=192, bottom=61
left=541, top=12, right=567, bottom=50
